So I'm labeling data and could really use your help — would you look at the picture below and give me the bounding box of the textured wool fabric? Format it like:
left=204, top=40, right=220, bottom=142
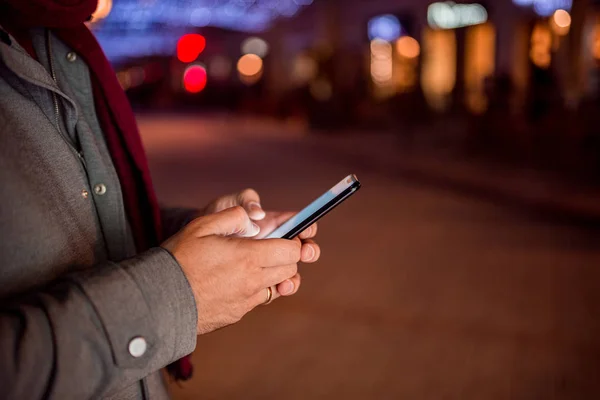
left=0, top=0, right=194, bottom=383
left=0, top=28, right=198, bottom=398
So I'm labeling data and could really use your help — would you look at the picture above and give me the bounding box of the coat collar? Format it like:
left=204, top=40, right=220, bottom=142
left=0, top=24, right=76, bottom=109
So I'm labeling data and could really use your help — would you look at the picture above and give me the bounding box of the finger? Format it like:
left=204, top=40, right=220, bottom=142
left=203, top=193, right=238, bottom=215
left=300, top=239, right=320, bottom=263
left=240, top=238, right=302, bottom=268
left=276, top=273, right=301, bottom=296
left=298, top=223, right=318, bottom=240
left=260, top=263, right=298, bottom=288
left=237, top=188, right=266, bottom=221
left=250, top=285, right=278, bottom=308
left=249, top=272, right=301, bottom=308
left=254, top=211, right=295, bottom=239
left=191, top=206, right=260, bottom=238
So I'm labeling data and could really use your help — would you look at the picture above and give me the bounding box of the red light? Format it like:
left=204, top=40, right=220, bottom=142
left=183, top=65, right=207, bottom=93
left=177, top=34, right=206, bottom=63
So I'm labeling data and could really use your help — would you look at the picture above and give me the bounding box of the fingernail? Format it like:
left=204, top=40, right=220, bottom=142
left=303, top=245, right=315, bottom=261
left=248, top=202, right=266, bottom=220
left=280, top=280, right=294, bottom=295
left=248, top=201, right=263, bottom=212
left=252, top=222, right=260, bottom=234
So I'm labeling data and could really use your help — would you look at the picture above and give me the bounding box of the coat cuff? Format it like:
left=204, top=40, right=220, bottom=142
left=74, top=248, right=197, bottom=370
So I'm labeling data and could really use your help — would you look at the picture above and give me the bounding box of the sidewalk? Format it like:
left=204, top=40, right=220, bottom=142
left=138, top=113, right=600, bottom=225
left=306, top=132, right=600, bottom=226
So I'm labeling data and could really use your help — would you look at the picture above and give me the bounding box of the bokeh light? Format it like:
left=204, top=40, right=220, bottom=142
left=396, top=36, right=421, bottom=59
left=241, top=37, right=270, bottom=58
left=421, top=28, right=457, bottom=111
left=190, top=8, right=212, bottom=27
left=532, top=0, right=573, bottom=17
left=116, top=71, right=131, bottom=91
left=594, top=24, right=600, bottom=61
left=209, top=56, right=233, bottom=80
left=116, top=66, right=146, bottom=91
left=370, top=39, right=393, bottom=59
left=428, top=2, right=488, bottom=30
left=530, top=23, right=552, bottom=69
left=183, top=65, right=208, bottom=93
left=370, top=39, right=393, bottom=85
left=93, top=0, right=113, bottom=21
left=177, top=34, right=206, bottom=63
left=90, top=0, right=320, bottom=62
left=237, top=54, right=264, bottom=77
left=239, top=70, right=264, bottom=85
left=551, top=9, right=571, bottom=36
left=553, top=9, right=571, bottom=28
left=368, top=14, right=401, bottom=41
left=292, top=54, right=318, bottom=85
left=464, top=23, right=496, bottom=114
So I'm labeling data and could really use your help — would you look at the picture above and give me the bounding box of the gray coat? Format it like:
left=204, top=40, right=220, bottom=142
left=0, top=26, right=198, bottom=399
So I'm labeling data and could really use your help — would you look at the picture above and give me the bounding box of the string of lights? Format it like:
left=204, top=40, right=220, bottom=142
left=92, top=0, right=314, bottom=62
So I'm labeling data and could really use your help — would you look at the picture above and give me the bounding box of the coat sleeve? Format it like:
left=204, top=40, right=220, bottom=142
left=0, top=247, right=197, bottom=399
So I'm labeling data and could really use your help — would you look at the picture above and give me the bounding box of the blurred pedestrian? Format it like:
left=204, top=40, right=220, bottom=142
left=0, top=1, right=320, bottom=398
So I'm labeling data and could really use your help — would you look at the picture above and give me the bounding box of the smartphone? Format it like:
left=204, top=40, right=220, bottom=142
left=265, top=174, right=361, bottom=239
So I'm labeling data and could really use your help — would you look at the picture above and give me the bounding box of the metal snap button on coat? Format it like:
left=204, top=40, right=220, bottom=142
left=66, top=52, right=77, bottom=62
left=128, top=337, right=147, bottom=358
left=81, top=189, right=89, bottom=199
left=93, top=183, right=107, bottom=196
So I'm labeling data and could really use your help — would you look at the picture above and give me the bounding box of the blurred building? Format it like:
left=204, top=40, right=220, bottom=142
left=263, top=0, right=600, bottom=118
left=90, top=0, right=600, bottom=131
left=89, top=0, right=315, bottom=110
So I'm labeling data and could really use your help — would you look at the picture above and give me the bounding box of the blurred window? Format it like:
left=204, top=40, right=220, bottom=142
left=421, top=28, right=457, bottom=111
left=465, top=23, right=496, bottom=114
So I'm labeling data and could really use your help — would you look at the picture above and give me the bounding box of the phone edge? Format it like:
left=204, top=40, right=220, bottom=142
left=281, top=180, right=361, bottom=240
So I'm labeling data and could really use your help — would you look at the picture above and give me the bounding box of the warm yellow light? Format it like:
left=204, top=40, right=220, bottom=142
left=465, top=23, right=496, bottom=114
left=551, top=9, right=571, bottom=36
left=530, top=49, right=552, bottom=68
left=93, top=0, right=112, bottom=21
left=237, top=54, right=263, bottom=77
left=370, top=39, right=392, bottom=59
left=532, top=24, right=552, bottom=47
left=116, top=71, right=131, bottom=91
left=594, top=30, right=600, bottom=61
left=239, top=70, right=263, bottom=85
left=371, top=61, right=392, bottom=84
left=421, top=28, right=457, bottom=111
left=553, top=10, right=571, bottom=29
left=370, top=39, right=393, bottom=85
left=530, top=23, right=552, bottom=68
left=396, top=36, right=421, bottom=59
left=292, top=54, right=318, bottom=85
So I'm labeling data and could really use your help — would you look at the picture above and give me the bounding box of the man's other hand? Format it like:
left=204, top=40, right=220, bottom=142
left=202, top=189, right=321, bottom=298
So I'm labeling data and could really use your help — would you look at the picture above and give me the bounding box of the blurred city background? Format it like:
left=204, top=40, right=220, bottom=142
left=92, top=0, right=600, bottom=398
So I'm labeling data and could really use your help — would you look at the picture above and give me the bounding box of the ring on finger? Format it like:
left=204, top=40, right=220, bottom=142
left=263, top=286, right=274, bottom=305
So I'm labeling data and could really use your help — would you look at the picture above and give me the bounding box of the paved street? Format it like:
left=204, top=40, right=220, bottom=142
left=138, top=115, right=600, bottom=400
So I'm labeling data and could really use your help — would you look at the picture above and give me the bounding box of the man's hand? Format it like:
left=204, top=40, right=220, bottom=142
left=203, top=188, right=268, bottom=222
left=162, top=207, right=304, bottom=335
left=202, top=189, right=321, bottom=298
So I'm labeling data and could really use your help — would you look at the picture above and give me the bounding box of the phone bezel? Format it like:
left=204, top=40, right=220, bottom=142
left=279, top=179, right=361, bottom=240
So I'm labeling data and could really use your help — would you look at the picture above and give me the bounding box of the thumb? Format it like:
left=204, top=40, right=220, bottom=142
left=237, top=189, right=266, bottom=221
left=194, top=206, right=260, bottom=238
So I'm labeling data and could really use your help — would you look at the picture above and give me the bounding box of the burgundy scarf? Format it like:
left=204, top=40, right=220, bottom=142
left=0, top=0, right=193, bottom=381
